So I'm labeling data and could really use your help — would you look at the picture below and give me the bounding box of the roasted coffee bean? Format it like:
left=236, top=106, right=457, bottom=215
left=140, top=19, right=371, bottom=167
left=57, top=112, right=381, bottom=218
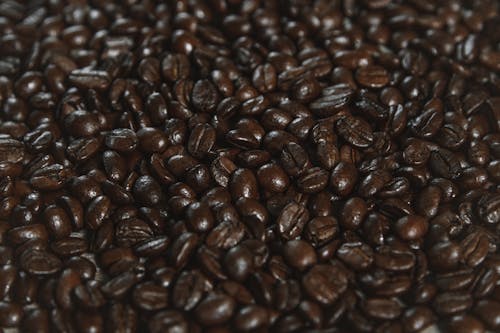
left=257, top=163, right=290, bottom=193
left=302, top=264, right=348, bottom=305
left=305, top=216, right=338, bottom=247
left=402, top=306, right=435, bottom=333
left=69, top=69, right=110, bottom=90
left=337, top=241, right=374, bottom=271
left=447, top=314, right=485, bottom=333
left=474, top=299, right=500, bottom=330
left=428, top=241, right=463, bottom=272
left=477, top=194, right=500, bottom=224
left=282, top=240, right=317, bottom=271
left=336, top=115, right=374, bottom=148
left=137, top=127, right=168, bottom=153
left=330, top=162, right=358, bottom=197
left=230, top=168, right=259, bottom=200
left=355, top=65, right=390, bottom=88
left=340, top=197, right=368, bottom=230
left=172, top=270, right=206, bottom=311
left=460, top=231, right=489, bottom=267
left=362, top=298, right=402, bottom=320
left=394, top=215, right=429, bottom=241
left=194, top=292, right=236, bottom=326
left=20, top=249, right=62, bottom=276
left=277, top=202, right=310, bottom=240
left=309, top=84, right=354, bottom=117
left=105, top=128, right=138, bottom=152
left=429, top=148, right=462, bottom=179
left=433, top=291, right=473, bottom=315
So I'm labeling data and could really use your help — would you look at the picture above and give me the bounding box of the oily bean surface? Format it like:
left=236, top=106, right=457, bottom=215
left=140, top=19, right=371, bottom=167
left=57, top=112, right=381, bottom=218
left=0, top=0, right=500, bottom=332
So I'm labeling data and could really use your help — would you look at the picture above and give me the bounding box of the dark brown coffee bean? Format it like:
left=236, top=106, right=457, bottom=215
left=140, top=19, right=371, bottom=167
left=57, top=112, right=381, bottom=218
left=277, top=202, right=310, bottom=240
left=283, top=240, right=317, bottom=271
left=362, top=297, right=402, bottom=320
left=394, top=215, right=429, bottom=241
left=330, top=162, right=358, bottom=197
left=69, top=69, right=110, bottom=90
left=230, top=168, right=259, bottom=200
left=474, top=299, right=500, bottom=330
left=355, top=65, right=389, bottom=88
left=234, top=305, right=269, bottom=332
left=447, top=314, right=485, bottom=333
left=131, top=281, right=168, bottom=311
left=252, top=63, right=277, bottom=93
left=64, top=110, right=100, bottom=138
left=402, top=306, right=435, bottom=333
left=192, top=79, right=219, bottom=113
left=280, top=142, right=310, bottom=177
left=172, top=270, right=206, bottom=311
left=137, top=127, right=168, bottom=153
left=105, top=128, right=138, bottom=152
left=433, top=291, right=473, bottom=315
left=460, top=231, right=489, bottom=267
left=336, top=115, right=374, bottom=148
left=85, top=195, right=111, bottom=230
left=428, top=241, right=463, bottom=272
left=20, top=249, right=62, bottom=276
left=477, top=194, right=500, bottom=224
left=0, top=301, right=23, bottom=327
left=188, top=123, right=216, bottom=159
left=256, top=163, right=289, bottom=193
left=340, top=197, right=368, bottom=230
left=30, top=164, right=70, bottom=190
left=43, top=205, right=72, bottom=240
left=73, top=280, right=105, bottom=309
left=305, top=216, right=338, bottom=247
left=429, top=148, right=462, bottom=179
left=302, top=264, right=347, bottom=305
left=194, top=292, right=236, bottom=326
left=296, top=167, right=329, bottom=194
left=309, top=84, right=354, bottom=117
left=105, top=302, right=137, bottom=333
left=186, top=202, right=214, bottom=233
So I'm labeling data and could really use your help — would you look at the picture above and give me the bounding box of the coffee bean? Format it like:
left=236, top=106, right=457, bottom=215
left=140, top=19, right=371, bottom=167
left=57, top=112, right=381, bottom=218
left=277, top=202, right=310, bottom=240
left=362, top=297, right=402, bottom=320
left=234, top=305, right=269, bottom=331
left=192, top=79, right=219, bottom=113
left=433, top=291, right=473, bottom=315
left=305, top=216, right=338, bottom=247
left=69, top=69, right=110, bottom=90
left=309, top=84, right=354, bottom=117
left=447, top=314, right=485, bottom=333
left=394, top=215, right=429, bottom=241
left=336, top=115, right=374, bottom=148
left=137, top=127, right=168, bottom=153
left=194, top=292, right=236, bottom=326
left=402, top=306, right=435, bottom=333
left=330, top=162, right=358, bottom=197
left=149, top=309, right=188, bottom=333
left=105, top=128, right=137, bottom=152
left=230, top=168, right=259, bottom=200
left=302, top=264, right=348, bottom=305
left=283, top=240, right=317, bottom=271
left=477, top=194, right=500, bottom=224
left=257, top=163, right=290, bottom=193
left=172, top=270, right=206, bottom=311
left=355, top=65, right=390, bottom=88
left=20, top=249, right=62, bottom=276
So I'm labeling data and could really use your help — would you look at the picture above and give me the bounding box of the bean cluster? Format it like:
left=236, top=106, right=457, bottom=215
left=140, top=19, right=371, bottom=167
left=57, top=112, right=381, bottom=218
left=0, top=0, right=500, bottom=332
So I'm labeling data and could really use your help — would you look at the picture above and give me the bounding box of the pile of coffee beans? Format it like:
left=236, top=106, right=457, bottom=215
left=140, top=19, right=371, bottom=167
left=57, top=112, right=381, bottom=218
left=0, top=0, right=500, bottom=332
